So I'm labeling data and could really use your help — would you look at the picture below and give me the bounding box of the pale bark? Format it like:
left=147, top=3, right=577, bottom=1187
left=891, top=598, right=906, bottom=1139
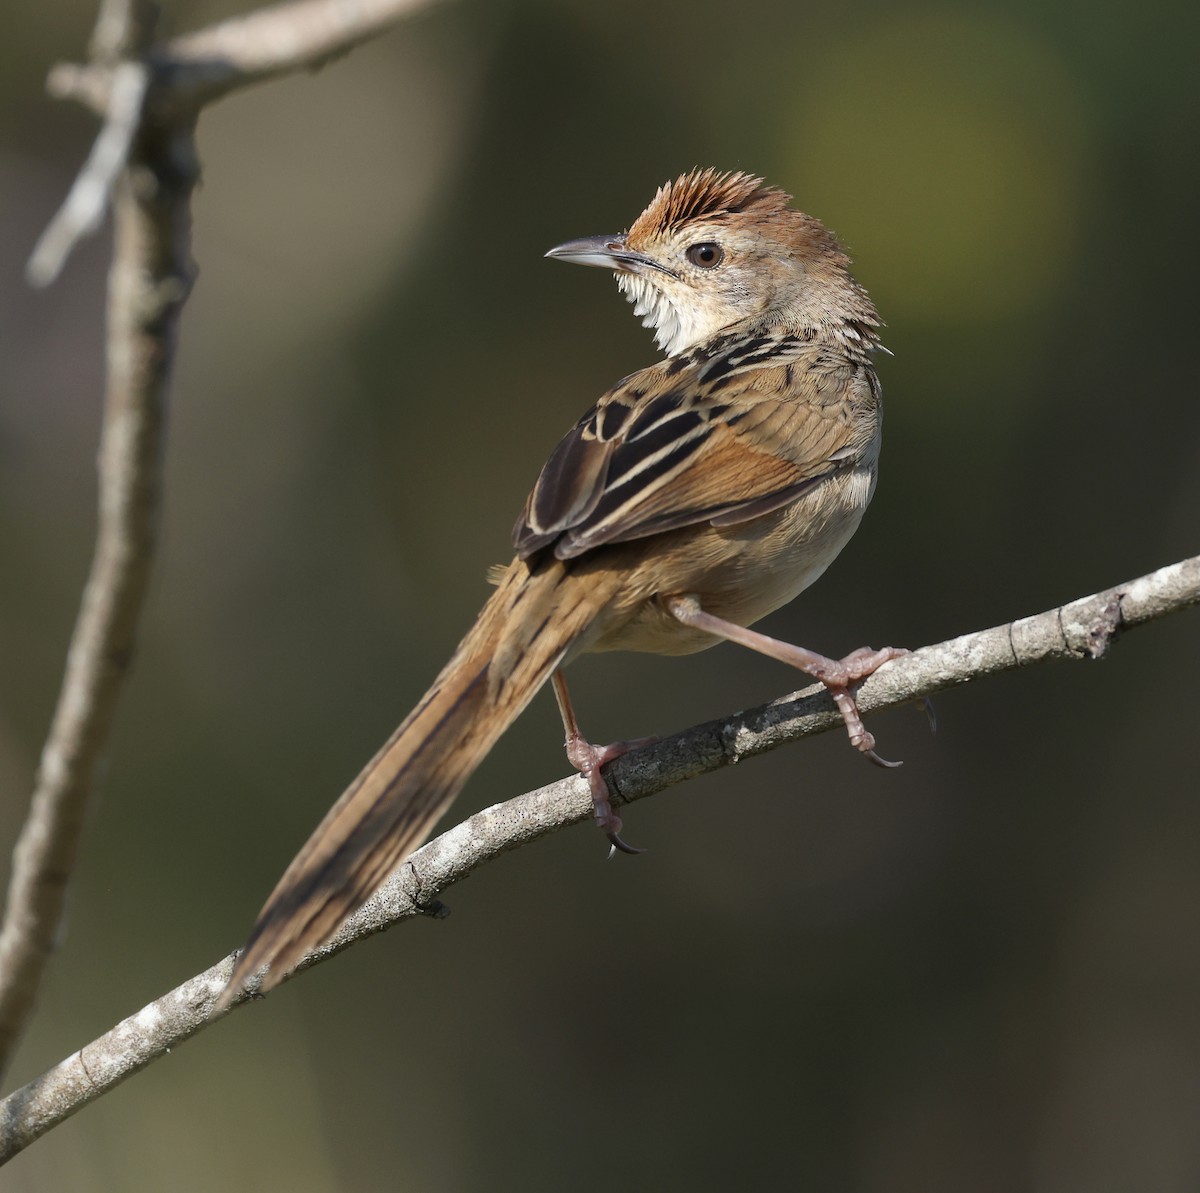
left=0, top=0, right=448, bottom=1085
left=1, top=555, right=1195, bottom=1164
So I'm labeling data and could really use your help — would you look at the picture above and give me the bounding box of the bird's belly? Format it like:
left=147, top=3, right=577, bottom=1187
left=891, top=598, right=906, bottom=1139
left=583, top=466, right=873, bottom=657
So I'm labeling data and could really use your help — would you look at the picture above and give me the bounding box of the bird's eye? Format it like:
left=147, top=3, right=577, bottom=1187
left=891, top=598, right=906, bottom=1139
left=686, top=242, right=724, bottom=269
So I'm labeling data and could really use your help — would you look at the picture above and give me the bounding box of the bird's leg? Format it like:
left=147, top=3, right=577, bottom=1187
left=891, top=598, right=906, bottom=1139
left=551, top=670, right=655, bottom=855
left=664, top=594, right=906, bottom=768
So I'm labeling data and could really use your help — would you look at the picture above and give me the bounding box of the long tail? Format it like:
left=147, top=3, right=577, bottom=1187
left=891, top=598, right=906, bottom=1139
left=219, top=556, right=620, bottom=1005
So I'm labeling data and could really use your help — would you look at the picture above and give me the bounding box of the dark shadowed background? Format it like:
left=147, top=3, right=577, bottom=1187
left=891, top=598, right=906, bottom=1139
left=2, top=0, right=1199, bottom=1189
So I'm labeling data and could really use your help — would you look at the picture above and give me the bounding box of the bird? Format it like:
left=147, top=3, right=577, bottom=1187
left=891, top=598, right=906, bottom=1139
left=216, top=168, right=903, bottom=1008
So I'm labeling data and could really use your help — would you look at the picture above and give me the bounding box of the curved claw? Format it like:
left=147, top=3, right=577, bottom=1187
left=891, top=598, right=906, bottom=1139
left=918, top=696, right=938, bottom=735
left=851, top=723, right=903, bottom=769
left=606, top=831, right=646, bottom=857
left=563, top=728, right=656, bottom=857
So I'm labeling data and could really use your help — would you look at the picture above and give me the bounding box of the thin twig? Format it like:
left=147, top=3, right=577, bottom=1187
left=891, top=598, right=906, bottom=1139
left=0, top=0, right=173, bottom=1085
left=1, top=555, right=1195, bottom=1165
left=165, top=0, right=447, bottom=105
left=31, top=0, right=446, bottom=284
left=3, top=0, right=448, bottom=1084
left=27, top=0, right=158, bottom=286
left=26, top=61, right=148, bottom=287
left=42, top=0, right=447, bottom=123
left=89, top=0, right=159, bottom=64
left=0, top=133, right=197, bottom=1085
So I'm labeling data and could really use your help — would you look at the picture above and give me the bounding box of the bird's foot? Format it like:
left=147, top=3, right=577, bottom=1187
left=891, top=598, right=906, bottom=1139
left=564, top=733, right=658, bottom=855
left=803, top=645, right=909, bottom=767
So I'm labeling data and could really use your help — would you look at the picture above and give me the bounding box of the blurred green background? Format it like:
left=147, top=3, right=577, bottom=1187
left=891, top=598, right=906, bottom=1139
left=2, top=0, right=1199, bottom=1188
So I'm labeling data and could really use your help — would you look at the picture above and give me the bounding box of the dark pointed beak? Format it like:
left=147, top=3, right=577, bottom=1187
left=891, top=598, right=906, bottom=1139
left=545, top=235, right=674, bottom=277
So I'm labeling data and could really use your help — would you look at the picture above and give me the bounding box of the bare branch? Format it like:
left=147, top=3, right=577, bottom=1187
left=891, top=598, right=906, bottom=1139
left=26, top=62, right=148, bottom=287
left=0, top=124, right=197, bottom=1081
left=27, top=0, right=160, bottom=285
left=40, top=0, right=449, bottom=124
left=6, top=0, right=444, bottom=1082
left=33, top=0, right=447, bottom=282
left=165, top=0, right=449, bottom=107
left=0, top=0, right=174, bottom=1083
left=1, top=555, right=1195, bottom=1165
left=88, top=0, right=159, bottom=63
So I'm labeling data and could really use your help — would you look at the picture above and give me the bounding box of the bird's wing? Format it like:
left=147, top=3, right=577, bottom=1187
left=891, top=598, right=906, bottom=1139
left=513, top=333, right=874, bottom=561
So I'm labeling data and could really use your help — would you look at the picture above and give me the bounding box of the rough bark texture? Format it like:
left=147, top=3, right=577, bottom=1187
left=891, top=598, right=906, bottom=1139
left=1, top=554, right=1195, bottom=1164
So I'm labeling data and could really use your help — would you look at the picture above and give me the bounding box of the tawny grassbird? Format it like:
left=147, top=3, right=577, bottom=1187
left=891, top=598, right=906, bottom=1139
left=218, top=169, right=903, bottom=1006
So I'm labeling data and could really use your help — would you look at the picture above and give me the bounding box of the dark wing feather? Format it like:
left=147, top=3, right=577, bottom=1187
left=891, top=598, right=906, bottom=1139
left=513, top=407, right=610, bottom=557
left=514, top=335, right=865, bottom=562
left=552, top=428, right=807, bottom=558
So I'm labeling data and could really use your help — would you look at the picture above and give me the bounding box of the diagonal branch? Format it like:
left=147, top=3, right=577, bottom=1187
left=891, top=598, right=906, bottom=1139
left=0, top=0, right=179, bottom=1086
left=25, top=61, right=148, bottom=287
left=25, top=0, right=159, bottom=287
left=1, top=554, right=1196, bottom=1165
left=164, top=0, right=449, bottom=106
left=45, top=0, right=448, bottom=125
left=2, top=0, right=448, bottom=1085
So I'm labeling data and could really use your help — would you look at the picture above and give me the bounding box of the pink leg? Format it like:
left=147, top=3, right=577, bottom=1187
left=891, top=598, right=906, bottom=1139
left=552, top=671, right=656, bottom=855
left=664, top=595, right=906, bottom=768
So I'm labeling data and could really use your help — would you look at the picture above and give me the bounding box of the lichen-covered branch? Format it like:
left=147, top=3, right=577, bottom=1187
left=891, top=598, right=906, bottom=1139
left=1, top=554, right=1195, bottom=1165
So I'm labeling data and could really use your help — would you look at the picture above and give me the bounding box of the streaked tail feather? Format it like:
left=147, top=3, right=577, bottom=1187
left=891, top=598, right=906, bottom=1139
left=219, top=557, right=615, bottom=1005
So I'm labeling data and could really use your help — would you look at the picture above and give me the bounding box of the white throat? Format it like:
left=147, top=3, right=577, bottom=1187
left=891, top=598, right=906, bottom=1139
left=617, top=273, right=709, bottom=358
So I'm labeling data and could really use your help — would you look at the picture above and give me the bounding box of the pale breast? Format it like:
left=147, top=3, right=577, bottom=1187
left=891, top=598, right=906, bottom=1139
left=582, top=462, right=876, bottom=657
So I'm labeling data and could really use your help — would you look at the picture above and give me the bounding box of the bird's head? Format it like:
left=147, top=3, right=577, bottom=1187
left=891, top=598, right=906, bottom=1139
left=546, top=168, right=876, bottom=358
